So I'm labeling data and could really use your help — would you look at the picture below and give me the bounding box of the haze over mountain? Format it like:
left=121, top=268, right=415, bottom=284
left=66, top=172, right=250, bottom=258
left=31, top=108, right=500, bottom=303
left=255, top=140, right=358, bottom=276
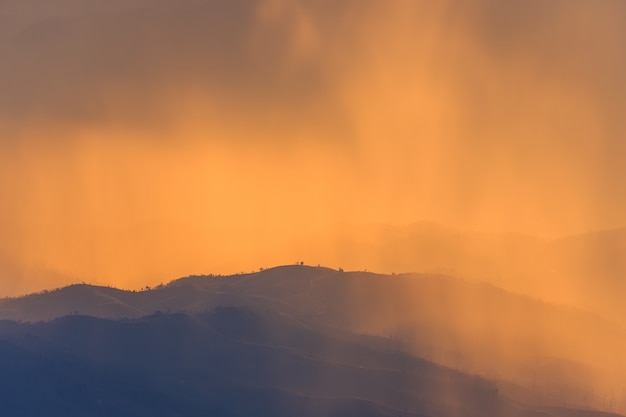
left=2, top=221, right=625, bottom=315
left=293, top=223, right=626, bottom=326
left=2, top=265, right=625, bottom=415
left=5, top=305, right=622, bottom=417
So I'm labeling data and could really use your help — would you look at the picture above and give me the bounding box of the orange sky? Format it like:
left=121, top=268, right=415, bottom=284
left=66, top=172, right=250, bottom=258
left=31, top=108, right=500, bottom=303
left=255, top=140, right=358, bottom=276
left=1, top=0, right=625, bottom=294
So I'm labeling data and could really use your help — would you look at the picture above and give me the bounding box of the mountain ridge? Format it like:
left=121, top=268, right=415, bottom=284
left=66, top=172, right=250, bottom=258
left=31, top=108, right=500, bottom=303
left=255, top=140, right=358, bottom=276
left=0, top=306, right=621, bottom=417
left=1, top=264, right=624, bottom=414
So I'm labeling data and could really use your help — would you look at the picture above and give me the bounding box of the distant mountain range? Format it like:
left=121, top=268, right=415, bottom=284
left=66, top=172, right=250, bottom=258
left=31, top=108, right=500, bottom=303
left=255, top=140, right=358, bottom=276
left=298, top=223, right=626, bottom=325
left=1, top=265, right=624, bottom=415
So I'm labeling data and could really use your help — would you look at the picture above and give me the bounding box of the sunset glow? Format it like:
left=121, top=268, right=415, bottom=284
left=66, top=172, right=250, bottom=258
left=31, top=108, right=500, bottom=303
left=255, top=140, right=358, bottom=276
left=1, top=3, right=626, bottom=415
left=1, top=1, right=625, bottom=295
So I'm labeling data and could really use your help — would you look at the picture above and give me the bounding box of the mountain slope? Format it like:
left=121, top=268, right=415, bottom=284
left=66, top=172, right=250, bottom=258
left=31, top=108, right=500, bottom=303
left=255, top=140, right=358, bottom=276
left=1, top=307, right=622, bottom=417
left=300, top=223, right=626, bottom=326
left=1, top=265, right=624, bottom=413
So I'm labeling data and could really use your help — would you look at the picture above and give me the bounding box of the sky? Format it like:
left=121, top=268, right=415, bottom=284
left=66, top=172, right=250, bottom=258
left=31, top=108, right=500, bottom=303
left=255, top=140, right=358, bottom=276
left=1, top=0, right=625, bottom=294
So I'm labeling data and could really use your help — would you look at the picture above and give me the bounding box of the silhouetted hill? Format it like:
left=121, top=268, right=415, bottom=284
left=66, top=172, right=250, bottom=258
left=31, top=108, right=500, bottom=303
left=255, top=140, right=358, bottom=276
left=0, top=307, right=620, bottom=417
left=1, top=265, right=624, bottom=413
left=309, top=223, right=626, bottom=326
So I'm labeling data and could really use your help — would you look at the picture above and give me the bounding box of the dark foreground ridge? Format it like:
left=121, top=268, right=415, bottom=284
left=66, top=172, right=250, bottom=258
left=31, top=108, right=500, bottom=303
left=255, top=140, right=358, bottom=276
left=0, top=306, right=618, bottom=417
left=0, top=265, right=624, bottom=416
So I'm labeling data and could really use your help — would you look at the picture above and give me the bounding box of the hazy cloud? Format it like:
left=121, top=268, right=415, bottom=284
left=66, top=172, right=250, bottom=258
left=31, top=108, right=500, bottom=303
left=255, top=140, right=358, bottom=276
left=1, top=0, right=625, bottom=293
left=0, top=0, right=349, bottom=143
